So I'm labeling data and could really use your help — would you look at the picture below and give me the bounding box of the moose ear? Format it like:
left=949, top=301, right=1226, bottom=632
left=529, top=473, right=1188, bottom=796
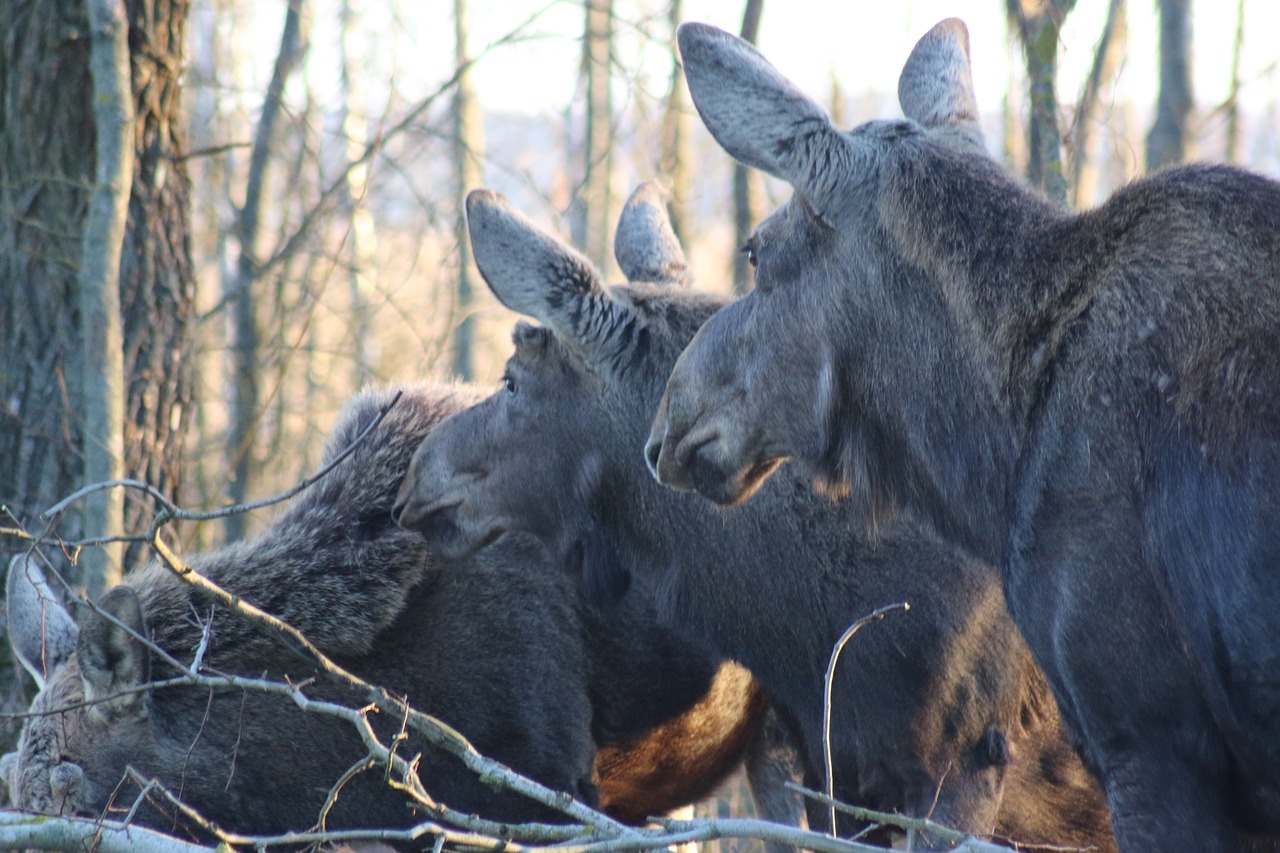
left=897, top=18, right=985, bottom=153
left=677, top=23, right=857, bottom=219
left=613, top=183, right=690, bottom=287
left=77, top=586, right=151, bottom=720
left=6, top=554, right=79, bottom=687
left=467, top=188, right=644, bottom=370
left=466, top=188, right=605, bottom=320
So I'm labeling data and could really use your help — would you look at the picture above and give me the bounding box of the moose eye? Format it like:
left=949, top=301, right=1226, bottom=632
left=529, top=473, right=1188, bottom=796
left=741, top=242, right=758, bottom=269
left=502, top=374, right=517, bottom=395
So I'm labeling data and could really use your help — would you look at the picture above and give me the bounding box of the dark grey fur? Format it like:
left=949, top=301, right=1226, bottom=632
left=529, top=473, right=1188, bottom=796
left=649, top=18, right=1280, bottom=852
left=4, top=384, right=764, bottom=841
left=393, top=184, right=1114, bottom=850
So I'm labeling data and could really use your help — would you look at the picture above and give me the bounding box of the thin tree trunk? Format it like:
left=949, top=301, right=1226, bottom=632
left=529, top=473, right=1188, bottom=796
left=1224, top=0, right=1245, bottom=163
left=77, top=0, right=134, bottom=598
left=1068, top=0, right=1127, bottom=207
left=659, top=0, right=689, bottom=244
left=451, top=0, right=483, bottom=381
left=1146, top=0, right=1193, bottom=171
left=1007, top=0, right=1077, bottom=205
left=339, top=0, right=377, bottom=386
left=572, top=0, right=614, bottom=271
left=226, top=0, right=308, bottom=541
left=732, top=0, right=764, bottom=295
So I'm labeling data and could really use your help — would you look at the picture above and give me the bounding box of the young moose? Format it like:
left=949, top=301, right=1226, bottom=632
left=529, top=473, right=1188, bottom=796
left=647, top=18, right=1280, bottom=852
left=394, top=183, right=1114, bottom=850
left=5, top=384, right=773, bottom=841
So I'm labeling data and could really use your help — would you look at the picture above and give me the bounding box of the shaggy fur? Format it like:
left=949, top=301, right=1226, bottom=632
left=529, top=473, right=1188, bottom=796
left=393, top=184, right=1114, bottom=850
left=5, top=384, right=763, bottom=842
left=651, top=18, right=1280, bottom=852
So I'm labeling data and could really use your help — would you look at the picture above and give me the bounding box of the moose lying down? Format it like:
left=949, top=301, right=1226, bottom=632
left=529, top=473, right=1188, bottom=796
left=4, top=384, right=784, bottom=841
left=393, top=183, right=1115, bottom=850
left=647, top=17, right=1280, bottom=853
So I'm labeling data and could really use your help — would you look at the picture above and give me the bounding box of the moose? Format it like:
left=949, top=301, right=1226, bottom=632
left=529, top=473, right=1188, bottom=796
left=4, top=383, right=786, bottom=841
left=393, top=183, right=1114, bottom=850
left=646, top=17, right=1280, bottom=852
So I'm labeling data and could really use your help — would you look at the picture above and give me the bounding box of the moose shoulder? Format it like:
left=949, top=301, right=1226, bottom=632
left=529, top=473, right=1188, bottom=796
left=650, top=17, right=1280, bottom=852
left=394, top=183, right=1115, bottom=850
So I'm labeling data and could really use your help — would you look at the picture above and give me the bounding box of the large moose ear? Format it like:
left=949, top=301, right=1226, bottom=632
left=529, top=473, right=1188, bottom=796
left=77, top=586, right=151, bottom=721
left=466, top=189, right=642, bottom=370
left=677, top=23, right=860, bottom=220
left=897, top=18, right=985, bottom=153
left=613, top=183, right=690, bottom=287
left=6, top=554, right=79, bottom=687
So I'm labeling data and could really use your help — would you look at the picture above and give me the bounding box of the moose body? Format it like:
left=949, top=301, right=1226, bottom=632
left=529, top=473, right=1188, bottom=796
left=648, top=18, right=1280, bottom=851
left=394, top=185, right=1114, bottom=849
left=6, top=384, right=767, bottom=840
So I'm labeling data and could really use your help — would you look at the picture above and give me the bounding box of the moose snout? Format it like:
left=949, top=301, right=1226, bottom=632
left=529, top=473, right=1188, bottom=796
left=643, top=433, right=663, bottom=479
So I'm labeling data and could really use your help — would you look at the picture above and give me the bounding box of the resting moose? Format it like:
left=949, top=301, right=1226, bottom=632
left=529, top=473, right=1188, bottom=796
left=393, top=184, right=1114, bottom=850
left=4, top=384, right=776, bottom=840
left=647, top=17, right=1280, bottom=852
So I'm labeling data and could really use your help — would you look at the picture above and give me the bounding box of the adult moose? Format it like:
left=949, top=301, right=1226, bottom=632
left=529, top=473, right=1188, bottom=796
left=394, top=184, right=1114, bottom=850
left=646, top=17, right=1280, bottom=852
left=5, top=384, right=772, bottom=840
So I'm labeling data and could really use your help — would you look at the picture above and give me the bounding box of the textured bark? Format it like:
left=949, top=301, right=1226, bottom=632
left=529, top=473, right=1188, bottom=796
left=0, top=0, right=195, bottom=573
left=732, top=0, right=764, bottom=295
left=451, top=0, right=483, bottom=381
left=1146, top=0, right=1193, bottom=171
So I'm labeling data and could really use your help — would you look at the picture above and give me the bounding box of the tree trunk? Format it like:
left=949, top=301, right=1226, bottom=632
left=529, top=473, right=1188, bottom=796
left=571, top=0, right=614, bottom=271
left=1068, top=0, right=1127, bottom=207
left=339, top=0, right=377, bottom=387
left=659, top=0, right=690, bottom=244
left=732, top=0, right=764, bottom=295
left=451, top=0, right=483, bottom=381
left=78, top=0, right=134, bottom=597
left=0, top=0, right=195, bottom=579
left=1146, top=0, right=1193, bottom=171
left=1007, top=0, right=1077, bottom=206
left=225, top=0, right=308, bottom=541
left=1224, top=0, right=1245, bottom=163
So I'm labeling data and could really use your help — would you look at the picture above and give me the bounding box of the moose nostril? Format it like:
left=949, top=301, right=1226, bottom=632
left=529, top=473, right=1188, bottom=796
left=389, top=499, right=405, bottom=526
left=643, top=436, right=663, bottom=476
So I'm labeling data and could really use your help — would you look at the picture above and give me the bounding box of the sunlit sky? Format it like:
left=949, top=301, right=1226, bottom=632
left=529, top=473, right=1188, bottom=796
left=421, top=0, right=1280, bottom=121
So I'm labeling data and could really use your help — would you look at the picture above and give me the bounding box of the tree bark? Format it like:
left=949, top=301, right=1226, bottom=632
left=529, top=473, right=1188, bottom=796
left=732, top=0, right=764, bottom=295
left=225, top=0, right=308, bottom=541
left=571, top=0, right=614, bottom=271
left=1224, top=0, right=1245, bottom=163
left=339, top=0, right=377, bottom=387
left=451, top=0, right=483, bottom=381
left=0, top=0, right=195, bottom=577
left=78, top=0, right=134, bottom=597
left=1007, top=0, right=1077, bottom=206
left=659, top=0, right=689, bottom=244
left=1146, top=0, right=1193, bottom=171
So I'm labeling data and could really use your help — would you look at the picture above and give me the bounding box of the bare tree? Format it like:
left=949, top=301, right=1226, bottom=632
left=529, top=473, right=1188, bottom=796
left=660, top=0, right=690, bottom=243
left=452, top=0, right=484, bottom=381
left=1224, top=0, right=1246, bottom=163
left=1146, top=0, right=1193, bottom=171
left=226, top=0, right=309, bottom=541
left=1067, top=0, right=1127, bottom=207
left=571, top=0, right=615, bottom=271
left=339, top=0, right=378, bottom=386
left=733, top=0, right=765, bottom=295
left=1007, top=0, right=1078, bottom=205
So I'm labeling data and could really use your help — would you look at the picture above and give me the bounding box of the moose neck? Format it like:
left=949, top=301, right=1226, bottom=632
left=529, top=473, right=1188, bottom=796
left=856, top=144, right=1093, bottom=563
